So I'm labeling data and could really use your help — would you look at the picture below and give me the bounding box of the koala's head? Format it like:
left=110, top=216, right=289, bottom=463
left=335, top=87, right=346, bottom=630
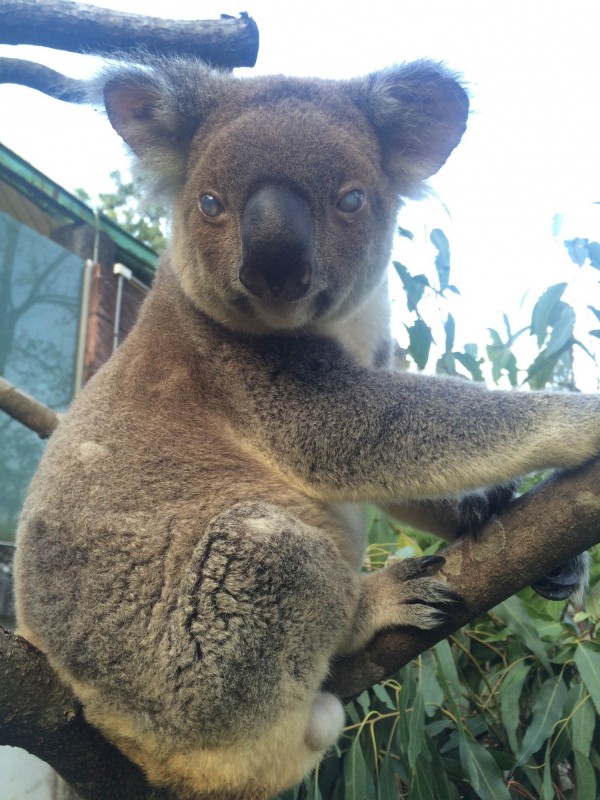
left=103, top=59, right=468, bottom=333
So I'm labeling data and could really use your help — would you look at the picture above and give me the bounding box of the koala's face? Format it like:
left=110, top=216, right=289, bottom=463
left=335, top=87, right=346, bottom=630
left=171, top=94, right=400, bottom=332
left=103, top=60, right=468, bottom=333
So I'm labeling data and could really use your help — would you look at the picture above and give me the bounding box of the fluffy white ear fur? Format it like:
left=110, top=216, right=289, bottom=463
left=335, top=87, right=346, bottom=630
left=348, top=61, right=469, bottom=193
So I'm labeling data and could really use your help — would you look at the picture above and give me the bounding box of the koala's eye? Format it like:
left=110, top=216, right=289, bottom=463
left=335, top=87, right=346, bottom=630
left=199, top=194, right=224, bottom=218
left=336, top=189, right=364, bottom=214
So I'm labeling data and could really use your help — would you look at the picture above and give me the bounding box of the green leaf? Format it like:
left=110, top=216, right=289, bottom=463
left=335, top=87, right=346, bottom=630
left=525, top=349, right=561, bottom=390
left=454, top=352, right=484, bottom=382
left=420, top=650, right=444, bottom=716
left=356, top=690, right=371, bottom=717
left=393, top=262, right=430, bottom=312
left=377, top=750, right=397, bottom=799
left=406, top=319, right=433, bottom=370
left=498, top=664, right=530, bottom=754
left=516, top=675, right=567, bottom=765
left=430, top=228, right=451, bottom=292
left=459, top=737, right=511, bottom=800
left=425, top=733, right=455, bottom=798
left=530, top=283, right=568, bottom=347
left=586, top=241, right=600, bottom=268
left=372, top=683, right=396, bottom=711
left=541, top=739, right=554, bottom=800
left=587, top=305, right=600, bottom=323
left=569, top=691, right=596, bottom=756
left=344, top=736, right=367, bottom=800
left=574, top=641, right=600, bottom=714
left=573, top=748, right=597, bottom=800
left=444, top=314, right=455, bottom=353
left=545, top=304, right=575, bottom=356
left=409, top=750, right=435, bottom=799
left=434, top=640, right=464, bottom=713
left=408, top=662, right=426, bottom=768
left=563, top=237, right=589, bottom=266
left=493, top=596, right=552, bottom=673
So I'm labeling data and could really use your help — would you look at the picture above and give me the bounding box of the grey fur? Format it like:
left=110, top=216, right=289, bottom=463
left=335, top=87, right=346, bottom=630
left=15, top=59, right=596, bottom=799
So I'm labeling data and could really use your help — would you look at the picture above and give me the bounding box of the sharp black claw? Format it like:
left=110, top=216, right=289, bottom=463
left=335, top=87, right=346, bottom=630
left=418, top=555, right=445, bottom=571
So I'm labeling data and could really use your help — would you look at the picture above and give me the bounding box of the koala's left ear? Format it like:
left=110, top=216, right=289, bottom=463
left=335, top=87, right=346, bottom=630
left=100, top=59, right=226, bottom=197
left=348, top=61, right=469, bottom=194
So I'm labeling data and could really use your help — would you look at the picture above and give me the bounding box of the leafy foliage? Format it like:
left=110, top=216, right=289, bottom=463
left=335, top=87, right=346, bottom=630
left=76, top=170, right=167, bottom=252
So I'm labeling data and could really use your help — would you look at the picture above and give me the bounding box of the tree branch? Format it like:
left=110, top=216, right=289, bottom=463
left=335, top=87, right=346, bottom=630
left=327, top=459, right=600, bottom=697
left=0, top=628, right=175, bottom=800
left=0, top=376, right=59, bottom=437
left=0, top=58, right=84, bottom=102
left=0, top=2, right=259, bottom=68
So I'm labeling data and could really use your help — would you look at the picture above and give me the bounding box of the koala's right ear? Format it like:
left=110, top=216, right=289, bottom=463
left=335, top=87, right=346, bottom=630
left=100, top=60, right=225, bottom=197
left=348, top=61, right=469, bottom=196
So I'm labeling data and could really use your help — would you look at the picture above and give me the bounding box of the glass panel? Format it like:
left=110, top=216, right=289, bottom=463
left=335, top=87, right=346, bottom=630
left=0, top=211, right=84, bottom=541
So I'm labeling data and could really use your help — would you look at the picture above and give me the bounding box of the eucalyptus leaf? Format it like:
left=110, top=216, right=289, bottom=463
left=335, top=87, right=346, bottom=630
left=516, top=675, right=567, bottom=765
left=498, top=663, right=530, bottom=754
left=569, top=691, right=596, bottom=756
left=530, top=283, right=568, bottom=347
left=459, top=737, right=511, bottom=800
left=430, top=228, right=451, bottom=292
left=493, top=596, right=552, bottom=672
left=344, top=736, right=367, bottom=800
left=587, top=240, right=600, bottom=268
left=574, top=642, right=600, bottom=714
left=408, top=662, right=426, bottom=768
left=409, top=750, right=435, bottom=799
left=573, top=748, right=597, bottom=800
left=406, top=319, right=433, bottom=370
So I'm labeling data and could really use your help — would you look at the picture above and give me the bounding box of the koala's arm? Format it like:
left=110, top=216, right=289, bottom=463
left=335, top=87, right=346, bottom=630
left=241, top=339, right=600, bottom=503
left=380, top=483, right=517, bottom=541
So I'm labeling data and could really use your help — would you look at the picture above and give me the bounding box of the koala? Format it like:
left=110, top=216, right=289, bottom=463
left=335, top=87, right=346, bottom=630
left=15, top=58, right=596, bottom=800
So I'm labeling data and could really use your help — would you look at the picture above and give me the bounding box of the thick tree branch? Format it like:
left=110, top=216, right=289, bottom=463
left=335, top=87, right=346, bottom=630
left=0, top=628, right=175, bottom=800
left=328, top=459, right=600, bottom=697
left=0, top=2, right=258, bottom=68
left=0, top=376, right=59, bottom=437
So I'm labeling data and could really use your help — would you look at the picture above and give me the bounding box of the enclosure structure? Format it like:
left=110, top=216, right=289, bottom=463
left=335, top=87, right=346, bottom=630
left=0, top=142, right=157, bottom=608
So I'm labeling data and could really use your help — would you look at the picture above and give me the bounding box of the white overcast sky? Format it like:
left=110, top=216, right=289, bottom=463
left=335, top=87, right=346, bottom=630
left=1, top=0, right=600, bottom=372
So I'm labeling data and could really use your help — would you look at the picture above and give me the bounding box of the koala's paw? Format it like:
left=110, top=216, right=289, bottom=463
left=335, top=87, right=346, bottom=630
left=455, top=481, right=518, bottom=538
left=531, top=552, right=590, bottom=603
left=387, top=555, right=463, bottom=630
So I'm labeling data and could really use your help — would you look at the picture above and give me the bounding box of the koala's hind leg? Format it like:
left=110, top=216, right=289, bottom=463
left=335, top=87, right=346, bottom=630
left=131, top=502, right=357, bottom=797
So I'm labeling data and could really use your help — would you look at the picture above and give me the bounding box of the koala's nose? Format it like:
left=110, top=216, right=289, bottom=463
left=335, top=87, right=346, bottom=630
left=240, top=185, right=314, bottom=302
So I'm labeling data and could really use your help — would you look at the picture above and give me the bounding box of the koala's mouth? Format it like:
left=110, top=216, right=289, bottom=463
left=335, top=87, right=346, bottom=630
left=231, top=286, right=333, bottom=331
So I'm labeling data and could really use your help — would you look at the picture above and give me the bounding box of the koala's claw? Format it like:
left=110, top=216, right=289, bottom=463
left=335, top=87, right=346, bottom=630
left=385, top=558, right=463, bottom=630
left=531, top=553, right=590, bottom=602
left=414, top=555, right=446, bottom=573
left=456, top=481, right=518, bottom=538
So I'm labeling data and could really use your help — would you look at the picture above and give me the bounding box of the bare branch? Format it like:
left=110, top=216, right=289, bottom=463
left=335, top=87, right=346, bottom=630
left=0, top=58, right=84, bottom=101
left=0, top=376, right=59, bottom=437
left=328, top=459, right=600, bottom=697
left=0, top=2, right=259, bottom=68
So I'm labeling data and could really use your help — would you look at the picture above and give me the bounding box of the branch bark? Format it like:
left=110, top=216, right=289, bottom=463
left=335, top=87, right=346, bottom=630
left=327, top=459, right=600, bottom=697
left=0, top=376, right=59, bottom=437
left=0, top=2, right=258, bottom=68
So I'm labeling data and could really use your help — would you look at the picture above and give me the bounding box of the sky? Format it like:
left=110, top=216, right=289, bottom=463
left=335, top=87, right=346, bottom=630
left=1, top=0, right=600, bottom=379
